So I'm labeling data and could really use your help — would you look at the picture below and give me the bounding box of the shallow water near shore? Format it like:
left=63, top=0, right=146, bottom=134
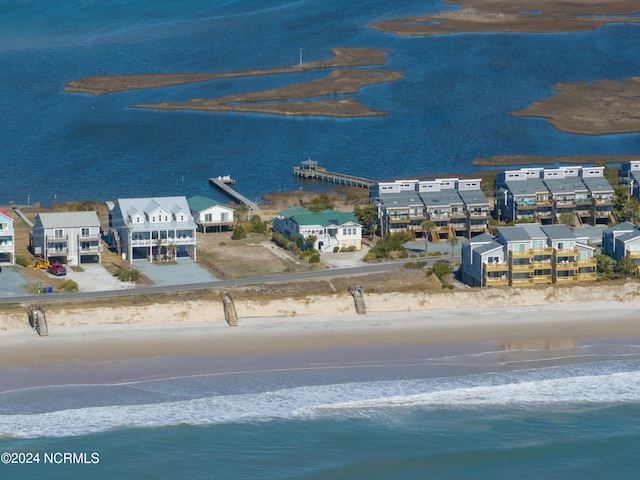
left=2, top=0, right=640, bottom=206
left=2, top=338, right=640, bottom=478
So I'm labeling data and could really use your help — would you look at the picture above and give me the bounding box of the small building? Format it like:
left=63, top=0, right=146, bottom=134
left=460, top=223, right=596, bottom=287
left=108, top=196, right=197, bottom=262
left=602, top=221, right=640, bottom=262
left=30, top=211, right=102, bottom=266
left=187, top=195, right=234, bottom=233
left=0, top=207, right=15, bottom=265
left=273, top=207, right=362, bottom=252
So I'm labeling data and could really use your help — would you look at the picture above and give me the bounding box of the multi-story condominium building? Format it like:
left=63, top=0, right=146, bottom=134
left=496, top=166, right=614, bottom=225
left=31, top=211, right=103, bottom=266
left=273, top=207, right=362, bottom=253
left=108, top=196, right=197, bottom=262
left=0, top=207, right=15, bottom=265
left=602, top=221, right=640, bottom=262
left=187, top=195, right=234, bottom=233
left=461, top=223, right=596, bottom=287
left=373, top=178, right=489, bottom=240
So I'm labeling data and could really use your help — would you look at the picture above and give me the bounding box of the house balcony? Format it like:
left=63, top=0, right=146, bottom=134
left=468, top=211, right=489, bottom=218
left=575, top=196, right=592, bottom=205
left=484, top=262, right=509, bottom=273
left=79, top=244, right=103, bottom=254
left=510, top=277, right=535, bottom=287
left=554, top=261, right=578, bottom=270
left=389, top=216, right=409, bottom=224
left=46, top=247, right=68, bottom=255
left=450, top=210, right=467, bottom=219
left=536, top=198, right=553, bottom=207
left=515, top=201, right=536, bottom=209
left=46, top=235, right=68, bottom=244
left=554, top=275, right=578, bottom=284
left=469, top=223, right=489, bottom=232
left=593, top=208, right=613, bottom=218
left=429, top=213, right=450, bottom=220
left=532, top=275, right=553, bottom=285
left=78, top=233, right=101, bottom=242
left=531, top=247, right=553, bottom=256
left=0, top=244, right=14, bottom=253
left=576, top=258, right=597, bottom=268
left=510, top=263, right=535, bottom=272
left=131, top=237, right=195, bottom=247
left=594, top=196, right=615, bottom=206
left=485, top=276, right=509, bottom=287
left=509, top=250, right=533, bottom=259
left=450, top=221, right=467, bottom=231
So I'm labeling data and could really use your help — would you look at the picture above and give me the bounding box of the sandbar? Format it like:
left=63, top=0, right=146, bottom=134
left=64, top=48, right=393, bottom=95
left=131, top=69, right=402, bottom=117
left=511, top=77, right=640, bottom=135
left=473, top=154, right=640, bottom=167
left=370, top=0, right=640, bottom=37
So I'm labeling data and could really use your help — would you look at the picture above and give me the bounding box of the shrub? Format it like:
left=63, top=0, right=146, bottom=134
left=59, top=280, right=79, bottom=292
left=427, top=259, right=454, bottom=278
left=404, top=260, right=427, bottom=270
left=232, top=225, right=247, bottom=240
left=333, top=246, right=340, bottom=253
left=116, top=268, right=139, bottom=282
left=15, top=256, right=31, bottom=267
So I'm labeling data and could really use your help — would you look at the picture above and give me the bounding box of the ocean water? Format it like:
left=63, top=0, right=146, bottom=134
left=1, top=0, right=640, bottom=207
left=2, top=340, right=640, bottom=479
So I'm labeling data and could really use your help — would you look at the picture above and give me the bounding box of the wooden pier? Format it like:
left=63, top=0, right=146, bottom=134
left=209, top=177, right=261, bottom=211
left=293, top=159, right=376, bottom=189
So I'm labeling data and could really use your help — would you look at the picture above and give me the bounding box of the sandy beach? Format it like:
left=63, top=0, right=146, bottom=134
left=2, top=291, right=639, bottom=392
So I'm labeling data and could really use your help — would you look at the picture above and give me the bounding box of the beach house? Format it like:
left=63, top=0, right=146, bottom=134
left=108, top=196, right=197, bottom=262
left=273, top=207, right=362, bottom=252
left=461, top=223, right=596, bottom=287
left=0, top=207, right=15, bottom=265
left=373, top=178, right=489, bottom=240
left=187, top=195, right=234, bottom=233
left=30, top=211, right=102, bottom=266
left=496, top=166, right=614, bottom=225
left=602, top=221, right=640, bottom=263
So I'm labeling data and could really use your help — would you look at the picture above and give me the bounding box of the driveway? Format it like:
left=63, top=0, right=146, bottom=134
left=132, top=257, right=219, bottom=287
left=0, top=266, right=30, bottom=296
left=64, top=264, right=135, bottom=292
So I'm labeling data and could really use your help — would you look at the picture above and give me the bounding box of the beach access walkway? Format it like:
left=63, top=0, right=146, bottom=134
left=209, top=177, right=261, bottom=211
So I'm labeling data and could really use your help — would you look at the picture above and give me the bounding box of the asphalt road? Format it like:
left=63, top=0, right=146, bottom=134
left=1, top=259, right=433, bottom=305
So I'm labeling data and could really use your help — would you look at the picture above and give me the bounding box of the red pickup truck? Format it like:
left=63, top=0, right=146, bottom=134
left=47, top=263, right=67, bottom=276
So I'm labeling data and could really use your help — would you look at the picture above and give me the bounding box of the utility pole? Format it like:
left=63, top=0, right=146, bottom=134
left=299, top=48, right=303, bottom=67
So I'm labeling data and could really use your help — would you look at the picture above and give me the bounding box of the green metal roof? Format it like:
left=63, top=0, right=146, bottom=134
left=287, top=209, right=360, bottom=228
left=187, top=195, right=227, bottom=211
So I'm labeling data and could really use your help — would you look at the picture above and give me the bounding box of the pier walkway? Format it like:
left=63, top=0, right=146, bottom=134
left=209, top=177, right=261, bottom=211
left=293, top=159, right=376, bottom=189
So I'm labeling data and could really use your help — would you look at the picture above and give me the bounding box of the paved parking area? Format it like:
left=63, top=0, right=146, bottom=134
left=132, top=257, right=218, bottom=287
left=64, top=264, right=135, bottom=292
left=0, top=266, right=30, bottom=296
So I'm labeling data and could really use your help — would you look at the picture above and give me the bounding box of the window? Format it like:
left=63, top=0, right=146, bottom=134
left=532, top=240, right=544, bottom=249
left=81, top=241, right=90, bottom=251
left=0, top=222, right=6, bottom=230
left=81, top=228, right=90, bottom=237
left=205, top=213, right=212, bottom=222
left=221, top=212, right=228, bottom=222
left=54, top=229, right=63, bottom=239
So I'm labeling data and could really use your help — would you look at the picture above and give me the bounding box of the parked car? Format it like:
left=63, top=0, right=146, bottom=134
left=47, top=263, right=67, bottom=276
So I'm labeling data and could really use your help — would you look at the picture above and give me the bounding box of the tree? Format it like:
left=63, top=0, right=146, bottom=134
left=558, top=212, right=575, bottom=228
left=421, top=220, right=435, bottom=254
left=235, top=204, right=249, bottom=224
left=596, top=253, right=616, bottom=278
left=307, top=194, right=334, bottom=213
left=249, top=214, right=268, bottom=234
left=354, top=203, right=377, bottom=237
left=167, top=243, right=177, bottom=262
left=614, top=256, right=639, bottom=278
left=232, top=225, right=247, bottom=240
left=447, top=234, right=459, bottom=261
left=304, top=234, right=317, bottom=251
left=427, top=259, right=453, bottom=278
left=155, top=237, right=163, bottom=261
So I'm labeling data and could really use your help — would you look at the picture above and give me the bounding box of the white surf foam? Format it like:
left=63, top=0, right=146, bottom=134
left=2, top=362, right=639, bottom=438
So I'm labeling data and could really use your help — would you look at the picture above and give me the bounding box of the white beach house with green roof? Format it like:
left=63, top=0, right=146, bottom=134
left=187, top=195, right=234, bottom=233
left=273, top=207, right=362, bottom=252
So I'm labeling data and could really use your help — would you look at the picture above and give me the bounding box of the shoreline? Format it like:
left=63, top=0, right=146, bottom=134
left=2, top=282, right=640, bottom=392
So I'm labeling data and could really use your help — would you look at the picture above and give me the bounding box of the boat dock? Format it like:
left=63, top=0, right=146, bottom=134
left=209, top=177, right=261, bottom=211
left=293, top=159, right=376, bottom=189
